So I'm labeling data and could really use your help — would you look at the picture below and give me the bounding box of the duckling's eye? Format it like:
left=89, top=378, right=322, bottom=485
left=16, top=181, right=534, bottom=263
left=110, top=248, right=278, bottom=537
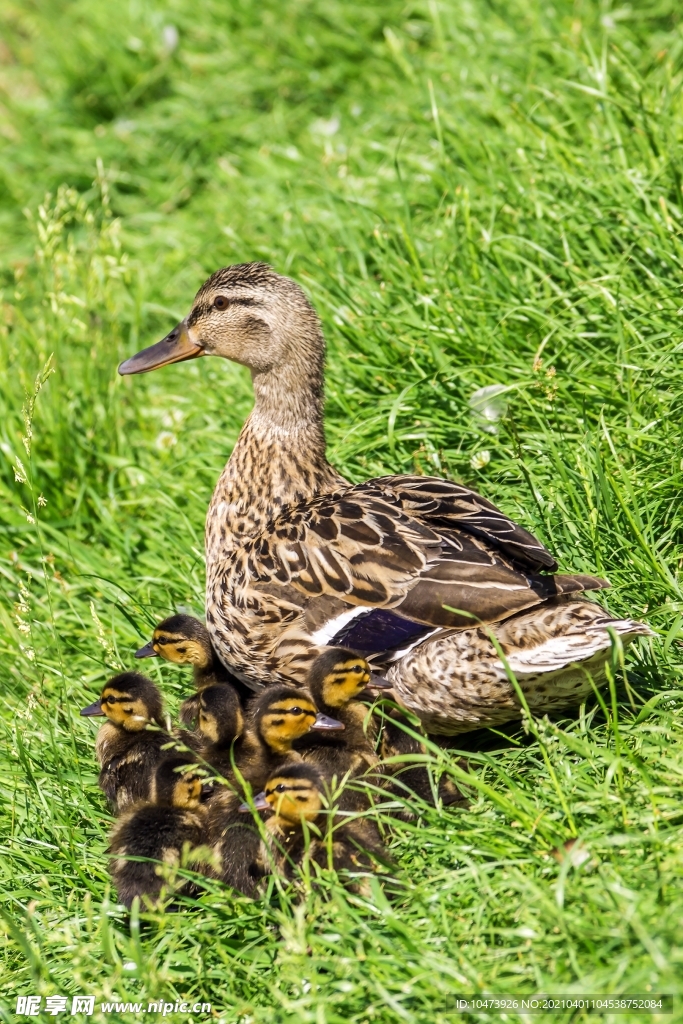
left=274, top=784, right=287, bottom=793
left=288, top=707, right=304, bottom=716
left=352, top=665, right=364, bottom=674
left=213, top=296, right=229, bottom=310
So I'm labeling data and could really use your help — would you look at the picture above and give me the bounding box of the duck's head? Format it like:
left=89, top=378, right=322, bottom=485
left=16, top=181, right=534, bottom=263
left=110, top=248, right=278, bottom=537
left=152, top=755, right=203, bottom=809
left=196, top=684, right=243, bottom=746
left=241, top=763, right=323, bottom=824
left=308, top=647, right=391, bottom=709
left=80, top=672, right=163, bottom=732
left=118, top=263, right=319, bottom=382
left=251, top=685, right=344, bottom=755
left=135, top=614, right=213, bottom=671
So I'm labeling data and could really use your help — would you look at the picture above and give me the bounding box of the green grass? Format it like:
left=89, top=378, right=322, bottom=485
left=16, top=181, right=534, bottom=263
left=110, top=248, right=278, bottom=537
left=0, top=0, right=683, bottom=1020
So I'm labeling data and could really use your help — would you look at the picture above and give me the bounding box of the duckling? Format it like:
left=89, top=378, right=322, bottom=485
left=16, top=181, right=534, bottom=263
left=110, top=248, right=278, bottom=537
left=195, top=683, right=259, bottom=784
left=294, top=647, right=390, bottom=780
left=245, top=685, right=345, bottom=791
left=240, top=763, right=385, bottom=890
left=108, top=755, right=209, bottom=909
left=80, top=673, right=176, bottom=813
left=202, top=685, right=343, bottom=895
left=135, top=614, right=258, bottom=725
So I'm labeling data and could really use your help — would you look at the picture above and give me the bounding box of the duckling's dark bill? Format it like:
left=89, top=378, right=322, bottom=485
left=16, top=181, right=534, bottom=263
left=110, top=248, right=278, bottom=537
left=311, top=713, right=345, bottom=731
left=118, top=321, right=203, bottom=375
left=80, top=699, right=105, bottom=717
left=238, top=792, right=270, bottom=812
left=135, top=640, right=157, bottom=659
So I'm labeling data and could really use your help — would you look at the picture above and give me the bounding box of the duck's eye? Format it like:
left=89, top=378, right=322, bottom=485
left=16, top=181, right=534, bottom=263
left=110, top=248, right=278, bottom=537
left=274, top=784, right=287, bottom=793
left=288, top=707, right=304, bottom=716
left=213, top=296, right=229, bottom=310
left=352, top=665, right=364, bottom=674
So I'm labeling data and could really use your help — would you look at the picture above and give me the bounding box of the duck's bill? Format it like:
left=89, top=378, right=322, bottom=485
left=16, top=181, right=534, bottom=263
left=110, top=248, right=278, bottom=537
left=118, top=321, right=203, bottom=375
left=135, top=640, right=157, bottom=659
left=368, top=673, right=393, bottom=690
left=311, top=713, right=345, bottom=731
left=239, top=792, right=270, bottom=812
left=80, top=699, right=105, bottom=717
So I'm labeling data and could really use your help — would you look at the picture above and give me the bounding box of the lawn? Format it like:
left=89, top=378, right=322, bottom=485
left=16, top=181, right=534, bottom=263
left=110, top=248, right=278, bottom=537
left=0, top=0, right=682, bottom=1020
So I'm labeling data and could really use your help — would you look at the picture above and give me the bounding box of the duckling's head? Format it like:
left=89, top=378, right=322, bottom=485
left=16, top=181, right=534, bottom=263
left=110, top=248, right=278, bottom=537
left=135, top=614, right=213, bottom=670
left=251, top=685, right=344, bottom=755
left=246, top=763, right=323, bottom=824
left=80, top=672, right=164, bottom=732
left=118, top=263, right=322, bottom=387
left=153, top=755, right=203, bottom=809
left=196, top=684, right=243, bottom=746
left=308, top=647, right=375, bottom=709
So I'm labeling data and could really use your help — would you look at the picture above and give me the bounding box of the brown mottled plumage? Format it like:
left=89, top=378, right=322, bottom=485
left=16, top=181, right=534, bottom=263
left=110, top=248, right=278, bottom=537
left=387, top=599, right=653, bottom=734
left=119, top=263, right=651, bottom=732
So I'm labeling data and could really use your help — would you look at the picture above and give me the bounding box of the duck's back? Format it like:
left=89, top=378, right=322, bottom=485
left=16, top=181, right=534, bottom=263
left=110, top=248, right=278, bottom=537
left=205, top=474, right=608, bottom=689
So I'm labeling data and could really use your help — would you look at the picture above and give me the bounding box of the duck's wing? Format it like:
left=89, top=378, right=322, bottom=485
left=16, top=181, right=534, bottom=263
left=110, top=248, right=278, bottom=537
left=363, top=475, right=557, bottom=572
left=244, top=490, right=608, bottom=656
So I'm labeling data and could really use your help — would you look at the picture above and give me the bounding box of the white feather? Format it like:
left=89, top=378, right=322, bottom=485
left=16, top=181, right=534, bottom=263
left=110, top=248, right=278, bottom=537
left=504, top=619, right=650, bottom=676
left=309, top=606, right=370, bottom=647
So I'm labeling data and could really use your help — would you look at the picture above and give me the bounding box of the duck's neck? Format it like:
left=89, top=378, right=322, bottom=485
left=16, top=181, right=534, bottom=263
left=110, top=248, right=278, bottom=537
left=206, top=347, right=347, bottom=553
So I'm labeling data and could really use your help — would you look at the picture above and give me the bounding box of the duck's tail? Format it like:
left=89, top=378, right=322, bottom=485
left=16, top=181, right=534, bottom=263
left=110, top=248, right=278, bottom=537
left=497, top=600, right=652, bottom=676
left=531, top=572, right=611, bottom=600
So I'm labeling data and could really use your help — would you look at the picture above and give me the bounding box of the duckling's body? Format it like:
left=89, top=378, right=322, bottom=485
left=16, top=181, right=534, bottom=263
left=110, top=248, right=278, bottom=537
left=136, top=614, right=258, bottom=726
left=119, top=263, right=651, bottom=734
left=202, top=685, right=342, bottom=894
left=108, top=756, right=209, bottom=909
left=246, top=764, right=384, bottom=890
left=81, top=673, right=172, bottom=813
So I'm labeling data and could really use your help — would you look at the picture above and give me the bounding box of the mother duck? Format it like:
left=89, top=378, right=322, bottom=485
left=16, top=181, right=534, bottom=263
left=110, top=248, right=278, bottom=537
left=119, top=263, right=650, bottom=734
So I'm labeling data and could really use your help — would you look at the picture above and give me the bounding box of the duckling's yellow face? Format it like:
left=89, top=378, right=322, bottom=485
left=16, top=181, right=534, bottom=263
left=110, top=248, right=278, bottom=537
left=258, top=697, right=320, bottom=754
left=100, top=688, right=150, bottom=731
left=198, top=706, right=244, bottom=744
left=319, top=656, right=371, bottom=708
left=172, top=774, right=203, bottom=809
left=151, top=630, right=211, bottom=669
left=264, top=775, right=322, bottom=823
left=197, top=709, right=219, bottom=743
